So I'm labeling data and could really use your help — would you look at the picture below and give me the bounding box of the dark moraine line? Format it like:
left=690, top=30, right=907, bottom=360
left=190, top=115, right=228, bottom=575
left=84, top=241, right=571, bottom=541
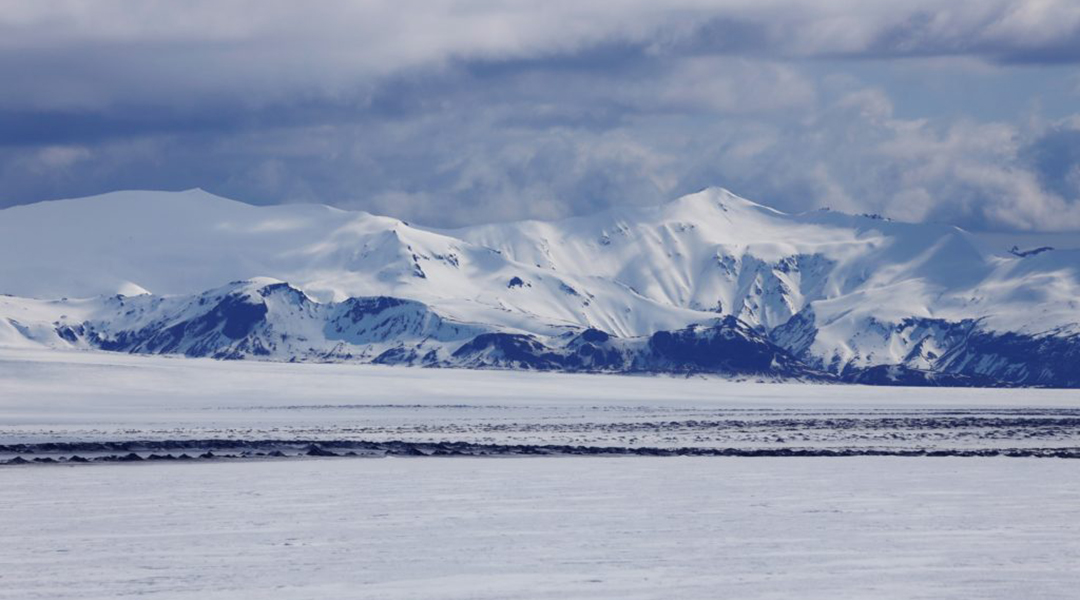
left=3, top=440, right=1080, bottom=465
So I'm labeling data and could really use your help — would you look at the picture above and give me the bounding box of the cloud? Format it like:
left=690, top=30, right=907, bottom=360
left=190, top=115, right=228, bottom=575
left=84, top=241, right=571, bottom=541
left=676, top=92, right=1080, bottom=231
left=2, top=1, right=1079, bottom=113
left=32, top=145, right=91, bottom=171
left=1, top=2, right=1080, bottom=232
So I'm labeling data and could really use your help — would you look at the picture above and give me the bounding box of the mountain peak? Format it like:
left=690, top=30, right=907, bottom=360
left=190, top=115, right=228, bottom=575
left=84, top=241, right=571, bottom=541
left=663, top=187, right=787, bottom=218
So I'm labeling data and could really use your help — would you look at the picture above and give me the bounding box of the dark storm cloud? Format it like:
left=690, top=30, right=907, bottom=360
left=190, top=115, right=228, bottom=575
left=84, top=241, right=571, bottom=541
left=2, top=1, right=1080, bottom=230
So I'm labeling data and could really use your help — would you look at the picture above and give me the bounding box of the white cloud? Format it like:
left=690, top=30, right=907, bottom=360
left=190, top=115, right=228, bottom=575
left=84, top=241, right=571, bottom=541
left=11, top=145, right=92, bottom=176
left=34, top=145, right=91, bottom=170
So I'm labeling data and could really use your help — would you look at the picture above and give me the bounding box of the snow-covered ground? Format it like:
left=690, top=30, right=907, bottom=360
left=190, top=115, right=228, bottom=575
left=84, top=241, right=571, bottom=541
left=3, top=349, right=1080, bottom=598
left=2, top=348, right=1079, bottom=453
left=3, top=457, right=1080, bottom=599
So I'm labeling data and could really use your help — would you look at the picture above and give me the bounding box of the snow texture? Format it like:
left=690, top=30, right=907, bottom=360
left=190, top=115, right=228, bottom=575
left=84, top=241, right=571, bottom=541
left=2, top=457, right=1079, bottom=599
left=3, top=349, right=1080, bottom=598
left=2, top=348, right=1079, bottom=453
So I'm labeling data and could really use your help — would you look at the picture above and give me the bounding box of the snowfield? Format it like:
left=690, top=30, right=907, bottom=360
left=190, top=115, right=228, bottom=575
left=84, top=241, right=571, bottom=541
left=3, top=349, right=1080, bottom=598
left=3, top=348, right=1080, bottom=454
left=3, top=457, right=1080, bottom=599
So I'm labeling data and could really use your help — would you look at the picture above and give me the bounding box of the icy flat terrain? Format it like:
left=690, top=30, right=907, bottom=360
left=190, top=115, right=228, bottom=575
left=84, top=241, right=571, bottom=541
left=3, top=349, right=1080, bottom=598
left=3, top=457, right=1080, bottom=599
left=3, top=348, right=1080, bottom=456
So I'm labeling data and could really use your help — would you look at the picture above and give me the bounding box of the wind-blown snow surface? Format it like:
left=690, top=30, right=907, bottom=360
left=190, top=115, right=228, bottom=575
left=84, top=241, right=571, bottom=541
left=3, top=348, right=1079, bottom=453
left=2, top=187, right=1080, bottom=385
left=3, top=350, right=1080, bottom=598
left=4, top=458, right=1080, bottom=600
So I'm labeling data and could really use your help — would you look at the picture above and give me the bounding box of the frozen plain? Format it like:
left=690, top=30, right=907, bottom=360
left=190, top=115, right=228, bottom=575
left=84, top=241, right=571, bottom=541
left=3, top=458, right=1080, bottom=599
left=2, top=348, right=1080, bottom=599
left=4, top=348, right=1080, bottom=452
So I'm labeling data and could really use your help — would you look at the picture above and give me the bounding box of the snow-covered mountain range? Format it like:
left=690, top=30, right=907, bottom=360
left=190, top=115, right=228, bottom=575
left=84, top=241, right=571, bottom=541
left=2, top=188, right=1078, bottom=386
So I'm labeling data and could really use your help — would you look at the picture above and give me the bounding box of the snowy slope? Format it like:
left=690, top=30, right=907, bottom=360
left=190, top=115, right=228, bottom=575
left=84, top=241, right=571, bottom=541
left=458, top=190, right=1077, bottom=332
left=456, top=189, right=1080, bottom=379
left=1, top=187, right=1078, bottom=385
left=5, top=277, right=817, bottom=379
left=0, top=189, right=707, bottom=337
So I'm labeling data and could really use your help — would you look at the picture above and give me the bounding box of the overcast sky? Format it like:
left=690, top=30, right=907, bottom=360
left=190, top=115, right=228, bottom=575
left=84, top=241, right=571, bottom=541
left=3, top=1, right=1080, bottom=230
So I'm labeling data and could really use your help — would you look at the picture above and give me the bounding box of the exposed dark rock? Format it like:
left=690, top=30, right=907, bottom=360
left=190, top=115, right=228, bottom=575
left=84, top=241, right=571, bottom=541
left=644, top=317, right=825, bottom=379
left=305, top=445, right=339, bottom=457
left=452, top=333, right=565, bottom=370
left=1009, top=245, right=1054, bottom=258
left=844, top=364, right=1003, bottom=387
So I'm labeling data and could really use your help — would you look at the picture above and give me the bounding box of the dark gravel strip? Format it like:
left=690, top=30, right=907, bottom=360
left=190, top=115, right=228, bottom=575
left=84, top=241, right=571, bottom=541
left=3, top=439, right=1080, bottom=465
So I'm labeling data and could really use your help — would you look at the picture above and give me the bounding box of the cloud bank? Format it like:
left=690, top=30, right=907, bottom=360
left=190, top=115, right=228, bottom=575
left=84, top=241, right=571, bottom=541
left=2, top=1, right=1080, bottom=230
